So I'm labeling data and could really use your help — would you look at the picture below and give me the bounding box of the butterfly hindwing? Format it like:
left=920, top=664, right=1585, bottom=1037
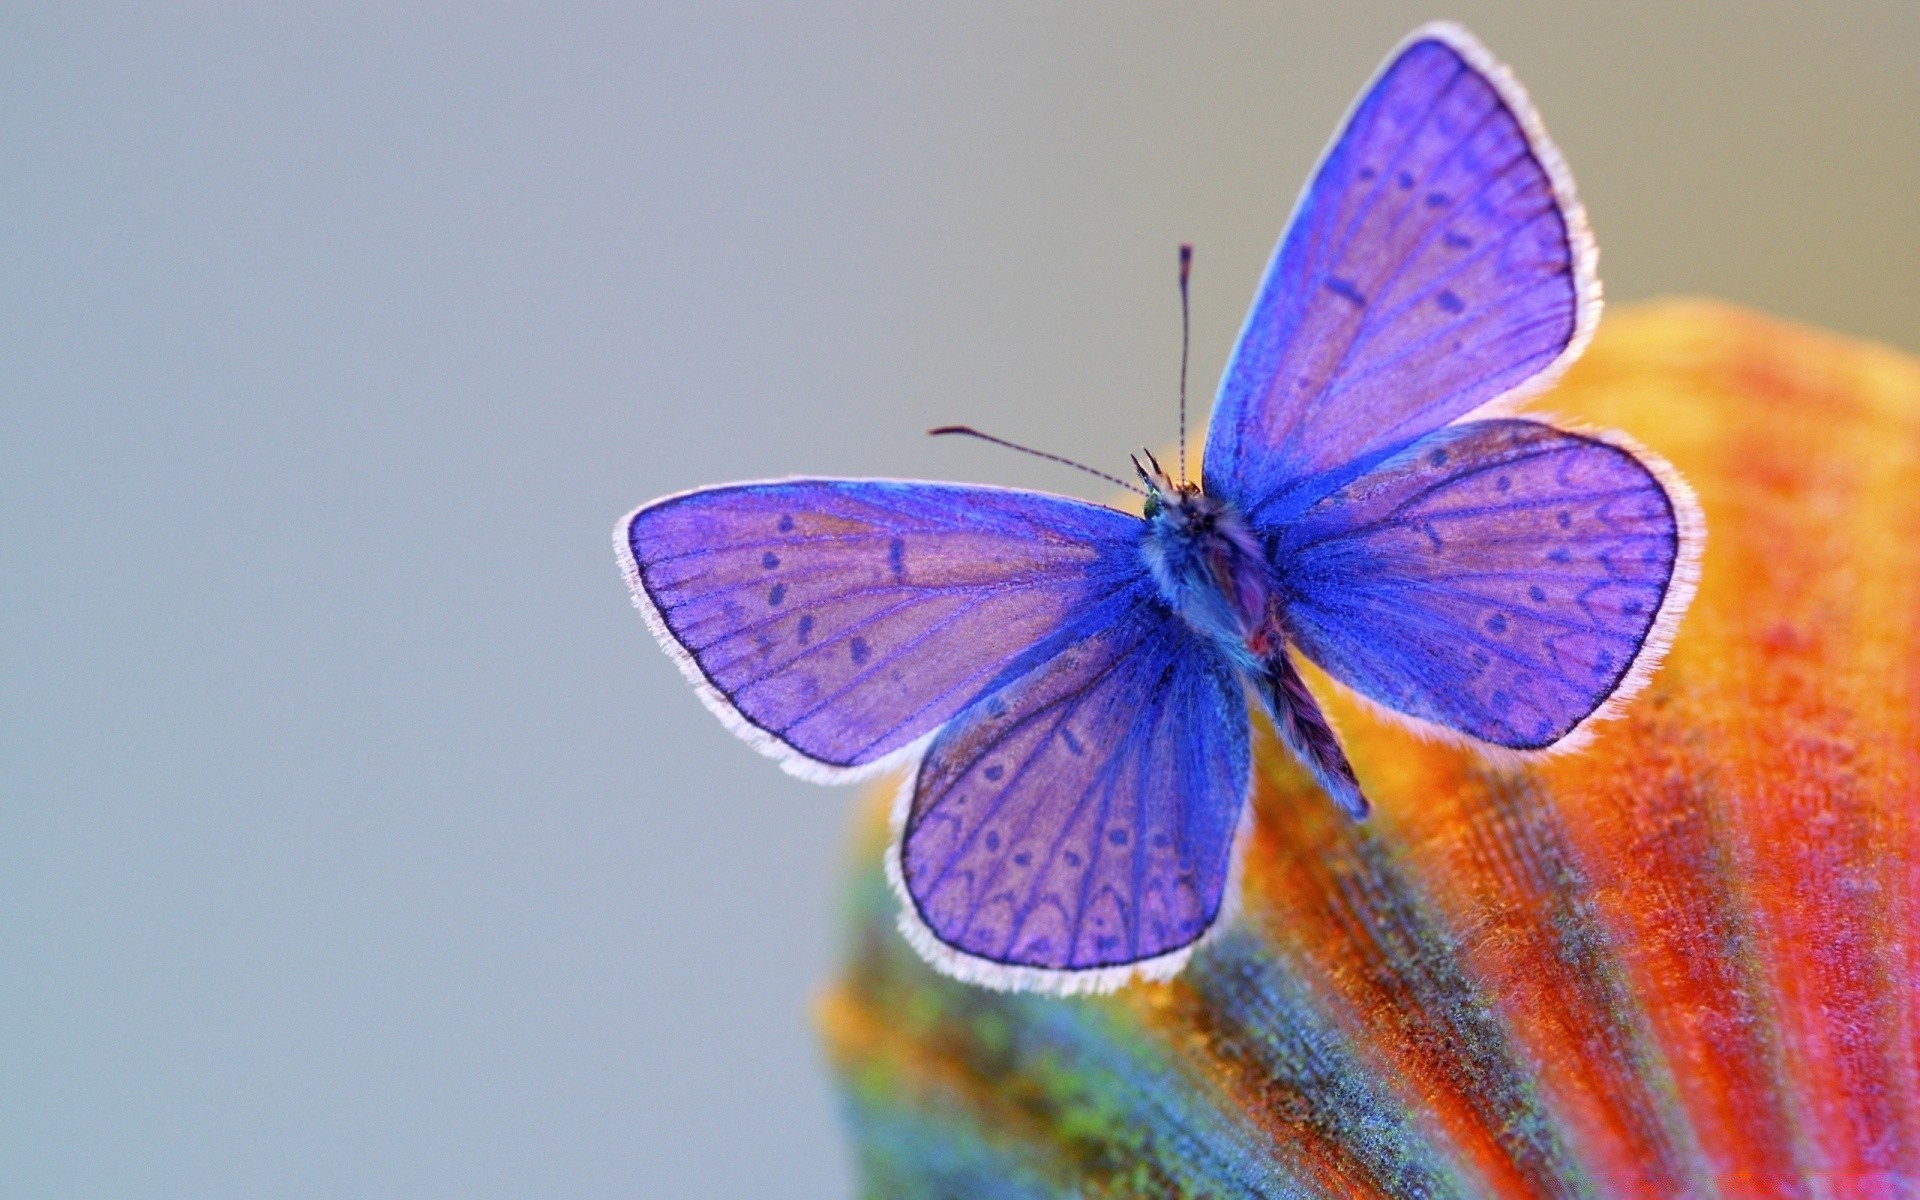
left=1206, top=24, right=1595, bottom=523
left=621, top=480, right=1147, bottom=778
left=893, top=593, right=1250, bottom=991
left=1273, top=419, right=1695, bottom=750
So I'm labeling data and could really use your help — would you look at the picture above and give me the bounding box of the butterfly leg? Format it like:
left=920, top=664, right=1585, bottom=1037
left=1258, top=651, right=1370, bottom=819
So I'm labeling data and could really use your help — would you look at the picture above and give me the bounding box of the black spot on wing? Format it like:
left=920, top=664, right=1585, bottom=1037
left=1326, top=277, right=1366, bottom=306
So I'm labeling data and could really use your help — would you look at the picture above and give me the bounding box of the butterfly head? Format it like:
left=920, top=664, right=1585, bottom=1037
left=1131, top=448, right=1198, bottom=520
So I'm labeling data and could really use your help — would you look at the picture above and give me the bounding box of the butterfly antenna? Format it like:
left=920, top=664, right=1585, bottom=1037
left=930, top=425, right=1144, bottom=495
left=1177, top=243, right=1192, bottom=487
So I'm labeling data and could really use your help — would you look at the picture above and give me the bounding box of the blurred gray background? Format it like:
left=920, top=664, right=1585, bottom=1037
left=5, top=4, right=1915, bottom=1197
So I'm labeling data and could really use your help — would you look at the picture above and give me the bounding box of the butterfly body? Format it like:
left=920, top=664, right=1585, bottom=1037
left=1141, top=477, right=1372, bottom=820
left=619, top=23, right=1703, bottom=993
left=1139, top=480, right=1275, bottom=670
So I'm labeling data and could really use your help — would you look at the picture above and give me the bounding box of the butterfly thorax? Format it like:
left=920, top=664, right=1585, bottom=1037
left=1139, top=484, right=1278, bottom=670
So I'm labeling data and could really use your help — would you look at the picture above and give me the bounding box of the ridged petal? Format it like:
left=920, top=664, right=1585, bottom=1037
left=822, top=300, right=1920, bottom=1199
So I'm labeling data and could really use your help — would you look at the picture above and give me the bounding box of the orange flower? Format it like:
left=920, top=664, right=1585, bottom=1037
left=822, top=300, right=1920, bottom=1198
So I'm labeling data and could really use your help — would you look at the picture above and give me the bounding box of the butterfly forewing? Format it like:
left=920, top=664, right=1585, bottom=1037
left=1274, top=420, right=1687, bottom=749
left=1207, top=27, right=1592, bottom=523
left=897, top=597, right=1249, bottom=985
left=623, top=480, right=1146, bottom=775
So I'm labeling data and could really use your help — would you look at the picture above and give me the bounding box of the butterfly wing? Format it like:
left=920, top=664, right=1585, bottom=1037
left=1205, top=23, right=1597, bottom=524
left=892, top=593, right=1251, bottom=993
left=618, top=479, right=1147, bottom=780
left=1272, top=419, right=1700, bottom=751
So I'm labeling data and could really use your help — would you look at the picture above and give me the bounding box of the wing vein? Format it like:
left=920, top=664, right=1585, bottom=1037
left=914, top=629, right=1143, bottom=904
left=978, top=654, right=1156, bottom=956
left=1304, top=208, right=1567, bottom=426
left=1257, top=59, right=1474, bottom=462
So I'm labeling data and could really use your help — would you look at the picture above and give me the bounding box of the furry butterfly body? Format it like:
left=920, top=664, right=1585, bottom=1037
left=618, top=23, right=1702, bottom=993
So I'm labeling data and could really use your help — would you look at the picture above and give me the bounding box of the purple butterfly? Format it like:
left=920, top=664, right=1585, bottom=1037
left=616, top=23, right=1703, bottom=994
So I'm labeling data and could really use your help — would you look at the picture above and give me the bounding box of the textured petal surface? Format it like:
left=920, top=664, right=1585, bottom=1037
left=824, top=301, right=1920, bottom=1198
left=623, top=480, right=1142, bottom=772
left=1206, top=26, right=1591, bottom=523
left=1276, top=418, right=1685, bottom=749
left=899, top=593, right=1249, bottom=975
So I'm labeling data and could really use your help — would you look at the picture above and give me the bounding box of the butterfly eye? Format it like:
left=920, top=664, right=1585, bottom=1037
left=1143, top=493, right=1162, bottom=519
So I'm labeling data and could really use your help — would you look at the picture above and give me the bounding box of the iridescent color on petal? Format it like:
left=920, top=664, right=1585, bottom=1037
left=825, top=302, right=1920, bottom=1197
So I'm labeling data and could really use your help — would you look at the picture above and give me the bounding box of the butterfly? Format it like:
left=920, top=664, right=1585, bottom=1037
left=616, top=23, right=1702, bottom=994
